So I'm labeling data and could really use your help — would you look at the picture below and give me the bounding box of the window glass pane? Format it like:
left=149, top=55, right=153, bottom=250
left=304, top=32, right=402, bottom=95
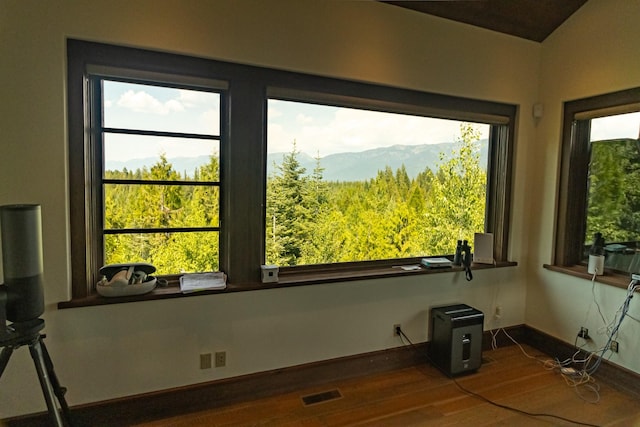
left=101, top=79, right=222, bottom=276
left=104, top=134, right=219, bottom=181
left=105, top=231, right=219, bottom=275
left=104, top=184, right=219, bottom=229
left=266, top=99, right=490, bottom=266
left=586, top=111, right=640, bottom=272
left=103, top=80, right=220, bottom=135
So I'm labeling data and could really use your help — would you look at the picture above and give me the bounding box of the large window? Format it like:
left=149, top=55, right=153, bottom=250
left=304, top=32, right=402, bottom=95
left=555, top=87, right=640, bottom=275
left=98, top=79, right=222, bottom=275
left=66, top=40, right=515, bottom=303
left=266, top=98, right=491, bottom=266
left=585, top=112, right=640, bottom=273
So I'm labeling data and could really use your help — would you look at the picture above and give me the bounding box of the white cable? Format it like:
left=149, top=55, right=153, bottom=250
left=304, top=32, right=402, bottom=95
left=585, top=280, right=638, bottom=375
left=583, top=271, right=609, bottom=335
left=496, top=328, right=602, bottom=404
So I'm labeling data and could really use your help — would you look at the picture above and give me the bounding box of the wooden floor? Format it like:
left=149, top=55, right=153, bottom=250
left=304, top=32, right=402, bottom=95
left=134, top=345, right=640, bottom=427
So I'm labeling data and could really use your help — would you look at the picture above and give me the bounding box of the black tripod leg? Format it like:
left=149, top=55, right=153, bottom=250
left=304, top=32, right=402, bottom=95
left=29, top=337, right=65, bottom=427
left=0, top=345, right=14, bottom=377
left=40, top=338, right=72, bottom=425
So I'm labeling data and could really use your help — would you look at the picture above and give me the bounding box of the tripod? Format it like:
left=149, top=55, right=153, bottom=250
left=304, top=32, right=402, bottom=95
left=0, top=319, right=72, bottom=426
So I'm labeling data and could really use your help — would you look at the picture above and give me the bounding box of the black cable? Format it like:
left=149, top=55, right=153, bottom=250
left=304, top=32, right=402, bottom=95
left=464, top=264, right=473, bottom=281
left=395, top=326, right=601, bottom=427
left=397, top=327, right=415, bottom=346
left=452, top=377, right=600, bottom=427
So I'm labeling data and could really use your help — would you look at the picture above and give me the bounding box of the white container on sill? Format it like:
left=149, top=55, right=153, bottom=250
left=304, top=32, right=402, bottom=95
left=588, top=254, right=605, bottom=276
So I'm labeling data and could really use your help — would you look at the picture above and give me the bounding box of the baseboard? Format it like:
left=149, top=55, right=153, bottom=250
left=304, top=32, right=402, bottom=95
left=517, top=324, right=640, bottom=399
left=6, top=324, right=640, bottom=426
left=6, top=340, right=430, bottom=427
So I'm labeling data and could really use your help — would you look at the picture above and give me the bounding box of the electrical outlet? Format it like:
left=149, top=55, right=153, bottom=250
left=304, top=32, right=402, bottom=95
left=393, top=324, right=401, bottom=336
left=215, top=351, right=226, bottom=367
left=200, top=353, right=212, bottom=369
left=577, top=327, right=590, bottom=339
left=610, top=340, right=619, bottom=353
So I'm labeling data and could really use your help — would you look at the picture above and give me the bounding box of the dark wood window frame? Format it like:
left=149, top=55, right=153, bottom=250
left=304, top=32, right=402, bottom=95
left=94, top=76, right=224, bottom=276
left=549, top=87, right=640, bottom=287
left=64, top=39, right=516, bottom=308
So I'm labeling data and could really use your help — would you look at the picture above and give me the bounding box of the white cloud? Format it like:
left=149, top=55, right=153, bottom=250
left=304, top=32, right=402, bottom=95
left=117, top=90, right=185, bottom=115
left=199, top=108, right=221, bottom=134
left=164, top=99, right=185, bottom=113
left=105, top=134, right=216, bottom=161
left=177, top=89, right=218, bottom=108
left=269, top=106, right=283, bottom=119
left=591, top=112, right=640, bottom=141
left=267, top=123, right=290, bottom=153
left=268, top=106, right=486, bottom=157
left=296, top=113, right=313, bottom=124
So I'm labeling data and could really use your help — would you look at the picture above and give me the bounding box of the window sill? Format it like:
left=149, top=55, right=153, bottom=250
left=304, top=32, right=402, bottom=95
left=543, top=264, right=637, bottom=289
left=58, top=260, right=518, bottom=309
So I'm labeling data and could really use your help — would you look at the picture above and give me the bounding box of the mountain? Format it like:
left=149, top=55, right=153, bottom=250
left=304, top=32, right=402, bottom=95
left=105, top=156, right=214, bottom=178
left=105, top=141, right=488, bottom=182
left=267, top=140, right=488, bottom=181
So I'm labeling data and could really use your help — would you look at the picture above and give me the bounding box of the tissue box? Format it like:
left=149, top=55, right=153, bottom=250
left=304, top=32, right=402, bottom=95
left=260, top=265, right=279, bottom=283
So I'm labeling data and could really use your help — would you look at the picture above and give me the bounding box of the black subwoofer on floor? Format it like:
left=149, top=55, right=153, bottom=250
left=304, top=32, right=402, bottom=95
left=429, top=304, right=484, bottom=376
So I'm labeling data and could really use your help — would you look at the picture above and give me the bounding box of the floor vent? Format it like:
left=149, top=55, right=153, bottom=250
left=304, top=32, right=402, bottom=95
left=301, top=389, right=342, bottom=406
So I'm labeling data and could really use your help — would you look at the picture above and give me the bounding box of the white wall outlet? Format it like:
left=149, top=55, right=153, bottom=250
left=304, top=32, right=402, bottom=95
left=200, top=353, right=212, bottom=369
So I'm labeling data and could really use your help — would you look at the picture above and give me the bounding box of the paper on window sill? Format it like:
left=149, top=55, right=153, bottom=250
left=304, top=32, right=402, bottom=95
left=180, top=272, right=227, bottom=293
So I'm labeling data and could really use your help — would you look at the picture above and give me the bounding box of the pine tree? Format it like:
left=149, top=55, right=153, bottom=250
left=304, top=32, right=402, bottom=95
left=586, top=138, right=640, bottom=243
left=266, top=141, right=310, bottom=266
left=422, top=123, right=487, bottom=254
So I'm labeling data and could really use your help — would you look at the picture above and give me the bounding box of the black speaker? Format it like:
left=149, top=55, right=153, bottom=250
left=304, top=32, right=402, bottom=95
left=0, top=204, right=44, bottom=323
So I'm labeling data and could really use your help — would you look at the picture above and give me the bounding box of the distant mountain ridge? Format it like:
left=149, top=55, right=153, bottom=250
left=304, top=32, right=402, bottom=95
left=106, top=140, right=488, bottom=182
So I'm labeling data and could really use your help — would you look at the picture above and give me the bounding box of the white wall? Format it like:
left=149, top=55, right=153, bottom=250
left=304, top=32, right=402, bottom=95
left=1, top=0, right=539, bottom=418
left=527, top=0, right=640, bottom=373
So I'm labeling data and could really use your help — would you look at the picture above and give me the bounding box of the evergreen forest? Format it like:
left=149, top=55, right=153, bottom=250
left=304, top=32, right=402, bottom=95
left=104, top=124, right=487, bottom=275
left=586, top=138, right=640, bottom=247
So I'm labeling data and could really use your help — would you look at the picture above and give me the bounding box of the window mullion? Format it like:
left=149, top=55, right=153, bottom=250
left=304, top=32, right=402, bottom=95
left=485, top=123, right=512, bottom=262
left=90, top=77, right=106, bottom=292
left=103, top=127, right=219, bottom=141
left=220, top=79, right=265, bottom=284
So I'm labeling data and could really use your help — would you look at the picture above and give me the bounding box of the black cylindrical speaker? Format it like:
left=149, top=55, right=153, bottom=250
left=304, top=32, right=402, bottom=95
left=0, top=204, right=45, bottom=323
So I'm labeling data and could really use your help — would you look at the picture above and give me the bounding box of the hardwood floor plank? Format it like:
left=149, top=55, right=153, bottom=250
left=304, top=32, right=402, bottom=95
left=132, top=344, right=640, bottom=427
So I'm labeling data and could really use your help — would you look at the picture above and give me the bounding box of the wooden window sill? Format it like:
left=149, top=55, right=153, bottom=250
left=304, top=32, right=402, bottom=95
left=58, top=260, right=517, bottom=309
left=543, top=264, right=638, bottom=289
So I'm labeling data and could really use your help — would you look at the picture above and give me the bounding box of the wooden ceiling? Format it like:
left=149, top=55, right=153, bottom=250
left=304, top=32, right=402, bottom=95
left=381, top=0, right=588, bottom=42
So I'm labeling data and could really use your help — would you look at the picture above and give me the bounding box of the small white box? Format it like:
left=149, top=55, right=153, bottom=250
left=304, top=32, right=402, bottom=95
left=473, top=233, right=494, bottom=265
left=260, top=265, right=279, bottom=283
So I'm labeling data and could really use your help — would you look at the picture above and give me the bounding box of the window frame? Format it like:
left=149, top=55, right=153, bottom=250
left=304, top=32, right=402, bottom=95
left=264, top=89, right=511, bottom=268
left=554, top=87, right=640, bottom=269
left=66, top=39, right=516, bottom=304
left=93, top=76, right=224, bottom=274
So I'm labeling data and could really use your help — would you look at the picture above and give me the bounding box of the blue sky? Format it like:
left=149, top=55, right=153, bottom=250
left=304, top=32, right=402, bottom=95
left=267, top=99, right=490, bottom=156
left=103, top=81, right=490, bottom=163
left=103, top=81, right=219, bottom=162
left=103, top=81, right=639, bottom=162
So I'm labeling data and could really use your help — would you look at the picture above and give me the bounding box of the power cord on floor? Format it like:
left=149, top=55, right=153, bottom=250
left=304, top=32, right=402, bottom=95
left=451, top=378, right=600, bottom=427
left=395, top=325, right=601, bottom=427
left=494, top=327, right=602, bottom=404
left=536, top=276, right=640, bottom=405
